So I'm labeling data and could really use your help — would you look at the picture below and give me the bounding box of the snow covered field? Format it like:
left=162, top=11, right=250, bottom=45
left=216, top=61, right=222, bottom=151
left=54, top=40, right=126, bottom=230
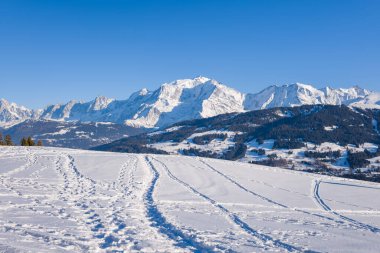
left=0, top=147, right=379, bottom=252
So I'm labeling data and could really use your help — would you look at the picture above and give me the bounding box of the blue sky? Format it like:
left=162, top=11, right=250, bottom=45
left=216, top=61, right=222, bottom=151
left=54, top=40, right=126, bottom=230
left=1, top=0, right=379, bottom=108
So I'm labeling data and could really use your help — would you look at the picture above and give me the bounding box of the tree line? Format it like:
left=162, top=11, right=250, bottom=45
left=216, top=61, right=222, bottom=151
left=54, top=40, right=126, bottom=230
left=0, top=133, right=42, bottom=146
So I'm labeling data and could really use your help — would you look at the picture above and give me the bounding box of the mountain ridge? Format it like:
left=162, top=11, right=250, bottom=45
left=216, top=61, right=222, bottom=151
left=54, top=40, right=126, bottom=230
left=1, top=77, right=379, bottom=128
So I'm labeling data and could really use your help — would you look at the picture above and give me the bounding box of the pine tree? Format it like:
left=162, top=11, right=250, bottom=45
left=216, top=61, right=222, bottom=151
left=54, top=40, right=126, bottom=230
left=0, top=133, right=3, bottom=145
left=21, top=137, right=28, bottom=146
left=37, top=140, right=43, bottom=146
left=5, top=135, right=13, bottom=146
left=27, top=136, right=35, bottom=146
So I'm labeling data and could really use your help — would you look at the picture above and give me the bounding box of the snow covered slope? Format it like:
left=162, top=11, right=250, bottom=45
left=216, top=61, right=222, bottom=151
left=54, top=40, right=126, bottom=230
left=244, top=83, right=371, bottom=110
left=97, top=104, right=380, bottom=181
left=1, top=120, right=145, bottom=149
left=122, top=77, right=245, bottom=128
left=37, top=77, right=244, bottom=128
left=0, top=99, right=37, bottom=128
left=1, top=77, right=379, bottom=128
left=39, top=96, right=115, bottom=122
left=350, top=92, right=380, bottom=109
left=0, top=146, right=379, bottom=252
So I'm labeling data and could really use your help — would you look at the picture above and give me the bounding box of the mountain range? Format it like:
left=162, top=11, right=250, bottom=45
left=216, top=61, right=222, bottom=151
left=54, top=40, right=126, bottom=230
left=1, top=77, right=380, bottom=129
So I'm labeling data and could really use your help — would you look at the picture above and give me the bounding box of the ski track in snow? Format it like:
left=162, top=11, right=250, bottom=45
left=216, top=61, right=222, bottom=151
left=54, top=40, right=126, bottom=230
left=198, top=159, right=288, bottom=209
left=142, top=156, right=212, bottom=253
left=312, top=179, right=380, bottom=233
left=0, top=147, right=379, bottom=252
left=151, top=157, right=303, bottom=252
left=198, top=159, right=379, bottom=234
left=199, top=160, right=329, bottom=223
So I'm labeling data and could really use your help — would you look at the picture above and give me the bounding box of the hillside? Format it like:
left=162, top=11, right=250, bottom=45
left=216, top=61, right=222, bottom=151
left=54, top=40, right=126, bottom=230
left=0, top=146, right=379, bottom=252
left=95, top=105, right=380, bottom=182
left=0, top=120, right=146, bottom=149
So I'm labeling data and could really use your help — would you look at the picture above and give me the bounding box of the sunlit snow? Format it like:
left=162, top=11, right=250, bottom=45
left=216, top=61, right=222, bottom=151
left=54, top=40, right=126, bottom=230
left=0, top=147, right=379, bottom=252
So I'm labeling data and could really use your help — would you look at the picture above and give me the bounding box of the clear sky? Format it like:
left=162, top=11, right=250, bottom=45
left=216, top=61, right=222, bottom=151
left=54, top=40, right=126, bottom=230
left=1, top=0, right=379, bottom=109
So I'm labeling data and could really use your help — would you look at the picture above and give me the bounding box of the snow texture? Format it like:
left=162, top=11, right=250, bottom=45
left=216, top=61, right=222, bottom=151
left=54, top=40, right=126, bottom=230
left=0, top=146, right=379, bottom=252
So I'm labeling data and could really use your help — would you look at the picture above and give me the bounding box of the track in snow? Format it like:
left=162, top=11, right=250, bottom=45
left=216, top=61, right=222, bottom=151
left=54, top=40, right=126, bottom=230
left=198, top=159, right=288, bottom=209
left=151, top=157, right=303, bottom=252
left=312, top=179, right=380, bottom=233
left=199, top=159, right=361, bottom=232
left=0, top=147, right=379, bottom=253
left=143, top=156, right=214, bottom=253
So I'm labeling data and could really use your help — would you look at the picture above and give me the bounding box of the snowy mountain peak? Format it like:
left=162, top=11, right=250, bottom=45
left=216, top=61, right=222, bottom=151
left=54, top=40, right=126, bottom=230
left=243, top=82, right=324, bottom=110
left=0, top=98, right=8, bottom=105
left=139, top=88, right=149, bottom=96
left=1, top=78, right=379, bottom=129
left=91, top=96, right=114, bottom=111
left=337, top=85, right=370, bottom=97
left=194, top=75, right=212, bottom=83
left=289, top=83, right=324, bottom=99
left=123, top=76, right=244, bottom=128
left=0, top=98, right=29, bottom=110
left=0, top=98, right=34, bottom=127
left=243, top=82, right=375, bottom=110
left=348, top=91, right=380, bottom=109
left=288, top=82, right=315, bottom=88
left=162, top=76, right=212, bottom=89
left=128, top=88, right=151, bottom=101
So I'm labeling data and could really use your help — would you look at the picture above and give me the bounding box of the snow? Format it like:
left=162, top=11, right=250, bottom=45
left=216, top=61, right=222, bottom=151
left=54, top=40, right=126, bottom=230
left=188, top=130, right=236, bottom=139
left=39, top=128, right=71, bottom=136
left=124, top=77, right=245, bottom=128
left=164, top=126, right=184, bottom=132
left=350, top=92, right=380, bottom=109
left=0, top=146, right=379, bottom=252
left=244, top=83, right=374, bottom=111
left=324, top=125, right=338, bottom=131
left=2, top=78, right=379, bottom=129
left=0, top=99, right=35, bottom=127
left=147, top=126, right=185, bottom=137
left=361, top=143, right=378, bottom=153
left=147, top=130, right=165, bottom=136
left=148, top=130, right=239, bottom=155
left=247, top=139, right=275, bottom=150
left=94, top=121, right=115, bottom=126
left=91, top=96, right=115, bottom=111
